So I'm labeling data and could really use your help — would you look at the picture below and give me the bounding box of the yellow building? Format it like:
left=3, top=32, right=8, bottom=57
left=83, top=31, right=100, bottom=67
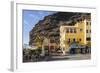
left=60, top=15, right=91, bottom=53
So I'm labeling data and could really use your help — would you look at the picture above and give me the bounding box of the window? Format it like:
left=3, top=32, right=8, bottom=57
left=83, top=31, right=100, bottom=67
left=86, top=22, right=88, bottom=25
left=68, top=38, right=70, bottom=43
left=73, top=38, right=76, bottom=42
left=90, top=22, right=91, bottom=25
left=86, top=37, right=91, bottom=41
left=70, top=28, right=73, bottom=33
left=74, top=28, right=76, bottom=33
left=80, top=29, right=82, bottom=32
left=66, top=29, right=69, bottom=33
left=86, top=30, right=88, bottom=33
left=79, top=38, right=81, bottom=41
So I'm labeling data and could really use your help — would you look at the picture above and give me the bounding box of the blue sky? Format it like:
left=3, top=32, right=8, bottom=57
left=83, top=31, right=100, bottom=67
left=23, top=10, right=56, bottom=45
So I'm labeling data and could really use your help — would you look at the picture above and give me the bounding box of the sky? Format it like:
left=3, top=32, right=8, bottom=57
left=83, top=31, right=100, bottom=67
left=23, top=10, right=56, bottom=45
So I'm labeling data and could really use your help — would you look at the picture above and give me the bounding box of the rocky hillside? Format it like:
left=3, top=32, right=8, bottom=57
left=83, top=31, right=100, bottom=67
left=29, top=12, right=90, bottom=46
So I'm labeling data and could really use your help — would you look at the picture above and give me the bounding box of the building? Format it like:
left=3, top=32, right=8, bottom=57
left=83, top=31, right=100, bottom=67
left=60, top=14, right=91, bottom=53
left=29, top=13, right=91, bottom=55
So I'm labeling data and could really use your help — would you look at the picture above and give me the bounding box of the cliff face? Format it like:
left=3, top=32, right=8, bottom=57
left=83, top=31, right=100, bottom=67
left=29, top=12, right=90, bottom=46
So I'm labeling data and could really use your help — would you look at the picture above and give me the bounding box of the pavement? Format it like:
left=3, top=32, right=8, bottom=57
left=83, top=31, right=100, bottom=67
left=23, top=54, right=91, bottom=62
left=47, top=54, right=91, bottom=61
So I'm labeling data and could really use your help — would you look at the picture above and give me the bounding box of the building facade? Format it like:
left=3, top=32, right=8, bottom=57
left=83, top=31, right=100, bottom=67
left=60, top=15, right=91, bottom=53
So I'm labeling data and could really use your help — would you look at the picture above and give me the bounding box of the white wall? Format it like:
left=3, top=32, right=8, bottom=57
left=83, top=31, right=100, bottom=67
left=0, top=0, right=100, bottom=73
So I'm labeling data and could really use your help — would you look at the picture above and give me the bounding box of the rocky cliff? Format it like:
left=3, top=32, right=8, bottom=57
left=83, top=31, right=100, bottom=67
left=29, top=12, right=90, bottom=46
